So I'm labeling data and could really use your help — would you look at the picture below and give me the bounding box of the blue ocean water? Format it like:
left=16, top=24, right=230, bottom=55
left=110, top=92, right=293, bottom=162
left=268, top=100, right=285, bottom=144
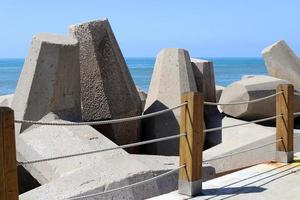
left=0, top=58, right=267, bottom=95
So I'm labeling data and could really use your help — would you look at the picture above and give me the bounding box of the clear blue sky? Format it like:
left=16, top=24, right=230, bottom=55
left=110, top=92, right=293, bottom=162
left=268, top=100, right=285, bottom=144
left=0, top=0, right=300, bottom=58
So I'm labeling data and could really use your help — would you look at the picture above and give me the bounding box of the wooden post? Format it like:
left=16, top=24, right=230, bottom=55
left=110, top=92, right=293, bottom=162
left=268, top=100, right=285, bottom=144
left=276, top=84, right=294, bottom=163
left=179, top=92, right=203, bottom=196
left=0, top=107, right=19, bottom=200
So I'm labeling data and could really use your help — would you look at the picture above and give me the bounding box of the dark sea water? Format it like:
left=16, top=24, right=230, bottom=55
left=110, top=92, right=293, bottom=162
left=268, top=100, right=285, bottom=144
left=0, top=58, right=267, bottom=95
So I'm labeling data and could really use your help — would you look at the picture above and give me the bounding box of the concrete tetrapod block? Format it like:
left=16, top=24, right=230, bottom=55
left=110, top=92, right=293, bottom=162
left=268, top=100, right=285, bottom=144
left=219, top=75, right=300, bottom=120
left=142, top=48, right=197, bottom=156
left=69, top=19, right=142, bottom=149
left=204, top=116, right=300, bottom=175
left=17, top=114, right=216, bottom=199
left=136, top=86, right=147, bottom=110
left=12, top=33, right=81, bottom=134
left=191, top=58, right=222, bottom=149
left=215, top=85, right=224, bottom=102
left=262, top=40, right=300, bottom=90
left=0, top=94, right=13, bottom=107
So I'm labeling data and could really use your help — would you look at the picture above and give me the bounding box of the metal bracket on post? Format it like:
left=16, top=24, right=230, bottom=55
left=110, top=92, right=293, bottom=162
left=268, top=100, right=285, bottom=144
left=178, top=92, right=203, bottom=196
left=276, top=84, right=294, bottom=163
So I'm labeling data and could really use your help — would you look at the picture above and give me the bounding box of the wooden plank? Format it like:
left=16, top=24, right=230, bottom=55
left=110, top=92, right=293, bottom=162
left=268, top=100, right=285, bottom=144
left=276, top=84, right=294, bottom=163
left=0, top=107, right=18, bottom=200
left=179, top=92, right=203, bottom=195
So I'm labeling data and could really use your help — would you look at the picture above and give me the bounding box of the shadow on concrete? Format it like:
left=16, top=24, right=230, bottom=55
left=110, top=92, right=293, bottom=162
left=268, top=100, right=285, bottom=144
left=202, top=186, right=266, bottom=196
left=201, top=164, right=300, bottom=200
left=142, top=100, right=180, bottom=156
left=204, top=106, right=224, bottom=149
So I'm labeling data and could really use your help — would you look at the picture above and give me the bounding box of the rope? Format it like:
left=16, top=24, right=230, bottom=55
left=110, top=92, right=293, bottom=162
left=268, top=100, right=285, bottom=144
left=14, top=103, right=187, bottom=126
left=18, top=133, right=187, bottom=165
left=204, top=91, right=283, bottom=106
left=67, top=165, right=185, bottom=200
left=294, top=112, right=300, bottom=117
left=204, top=114, right=282, bottom=133
left=294, top=92, right=300, bottom=96
left=203, top=138, right=283, bottom=163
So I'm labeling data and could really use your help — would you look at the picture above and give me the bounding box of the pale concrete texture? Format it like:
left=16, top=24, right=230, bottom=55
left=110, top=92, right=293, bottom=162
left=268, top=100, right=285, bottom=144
left=149, top=161, right=300, bottom=200
left=202, top=116, right=300, bottom=174
left=69, top=19, right=142, bottom=148
left=142, top=48, right=197, bottom=156
left=191, top=58, right=222, bottom=149
left=262, top=40, right=300, bottom=90
left=136, top=86, right=147, bottom=110
left=17, top=114, right=215, bottom=199
left=0, top=94, right=13, bottom=107
left=215, top=85, right=224, bottom=102
left=191, top=58, right=216, bottom=102
left=12, top=33, right=81, bottom=134
left=219, top=75, right=300, bottom=120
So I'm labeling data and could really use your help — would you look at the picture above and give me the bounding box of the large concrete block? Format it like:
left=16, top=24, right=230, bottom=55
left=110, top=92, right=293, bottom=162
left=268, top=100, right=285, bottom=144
left=17, top=115, right=216, bottom=199
left=12, top=33, right=81, bottom=134
left=191, top=58, right=222, bottom=149
left=69, top=19, right=142, bottom=148
left=216, top=85, right=224, bottom=102
left=136, top=86, right=147, bottom=110
left=0, top=94, right=13, bottom=107
left=191, top=58, right=216, bottom=102
left=262, top=40, right=300, bottom=90
left=219, top=75, right=300, bottom=120
left=142, top=48, right=197, bottom=156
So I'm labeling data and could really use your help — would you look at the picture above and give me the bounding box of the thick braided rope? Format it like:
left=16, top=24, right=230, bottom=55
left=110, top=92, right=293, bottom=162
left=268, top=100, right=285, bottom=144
left=67, top=165, right=185, bottom=200
left=204, top=114, right=282, bottom=133
left=203, top=138, right=283, bottom=163
left=14, top=103, right=187, bottom=126
left=294, top=92, right=300, bottom=96
left=204, top=91, right=283, bottom=106
left=18, top=133, right=187, bottom=165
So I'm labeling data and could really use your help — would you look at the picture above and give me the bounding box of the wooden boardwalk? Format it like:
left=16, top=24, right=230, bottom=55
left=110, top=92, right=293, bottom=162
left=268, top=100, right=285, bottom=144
left=151, top=156, right=300, bottom=200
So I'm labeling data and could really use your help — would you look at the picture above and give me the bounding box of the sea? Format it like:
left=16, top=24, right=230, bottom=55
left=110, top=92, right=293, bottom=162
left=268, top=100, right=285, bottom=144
left=0, top=58, right=268, bottom=95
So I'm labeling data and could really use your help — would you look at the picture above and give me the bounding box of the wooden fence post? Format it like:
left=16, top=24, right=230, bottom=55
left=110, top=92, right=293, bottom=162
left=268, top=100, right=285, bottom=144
left=0, top=107, right=19, bottom=200
left=179, top=92, right=203, bottom=196
left=276, top=84, right=294, bottom=163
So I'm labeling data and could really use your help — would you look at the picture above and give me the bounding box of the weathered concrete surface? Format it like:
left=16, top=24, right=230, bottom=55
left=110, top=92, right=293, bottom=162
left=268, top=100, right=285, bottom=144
left=191, top=58, right=216, bottom=102
left=0, top=94, right=13, bottom=107
left=262, top=40, right=300, bottom=90
left=136, top=86, right=147, bottom=110
left=215, top=85, right=224, bottom=102
left=203, top=116, right=300, bottom=174
left=149, top=160, right=300, bottom=200
left=134, top=155, right=216, bottom=182
left=17, top=114, right=215, bottom=199
left=69, top=19, right=142, bottom=147
left=12, top=33, right=81, bottom=134
left=142, top=48, right=197, bottom=156
left=219, top=75, right=300, bottom=120
left=191, top=58, right=222, bottom=149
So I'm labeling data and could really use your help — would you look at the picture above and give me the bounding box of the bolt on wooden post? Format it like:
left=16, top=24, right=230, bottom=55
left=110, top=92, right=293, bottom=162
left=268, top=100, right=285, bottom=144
left=276, top=84, right=294, bottom=163
left=179, top=92, right=203, bottom=196
left=0, top=107, right=19, bottom=200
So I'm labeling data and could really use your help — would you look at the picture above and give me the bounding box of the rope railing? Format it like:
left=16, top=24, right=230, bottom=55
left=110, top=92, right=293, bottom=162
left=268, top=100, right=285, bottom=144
left=203, top=138, right=283, bottom=163
left=204, top=91, right=283, bottom=106
left=14, top=102, right=187, bottom=126
left=294, top=92, right=300, bottom=96
left=13, top=91, right=284, bottom=126
left=0, top=86, right=296, bottom=199
left=204, top=114, right=282, bottom=133
left=17, top=133, right=187, bottom=165
left=67, top=165, right=185, bottom=200
left=18, top=113, right=282, bottom=165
